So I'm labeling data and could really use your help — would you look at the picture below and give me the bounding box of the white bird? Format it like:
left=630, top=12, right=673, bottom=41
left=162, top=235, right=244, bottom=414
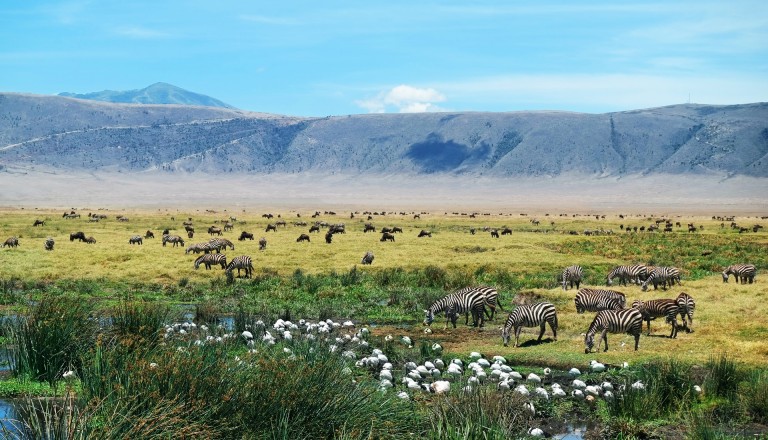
left=603, top=390, right=614, bottom=400
left=602, top=382, right=614, bottom=392
left=431, top=369, right=441, bottom=379
left=343, top=320, right=354, bottom=328
left=569, top=368, right=581, bottom=376
left=404, top=361, right=417, bottom=371
left=631, top=380, right=646, bottom=390
left=469, top=352, right=482, bottom=360
left=524, top=402, right=536, bottom=415
left=477, top=358, right=491, bottom=368
left=552, top=387, right=567, bottom=398
left=451, top=358, right=464, bottom=367
left=534, top=387, right=549, bottom=400
left=510, top=371, right=523, bottom=380
left=543, top=367, right=552, bottom=376
left=379, top=379, right=393, bottom=389
left=416, top=365, right=430, bottom=377
left=430, top=380, right=451, bottom=394
left=401, top=336, right=412, bottom=347
left=406, top=378, right=421, bottom=390
left=585, top=385, right=601, bottom=396
left=475, top=371, right=487, bottom=382
left=379, top=370, right=393, bottom=381
left=527, top=373, right=542, bottom=384
left=241, top=330, right=253, bottom=340
left=498, top=380, right=511, bottom=391
left=572, top=379, right=587, bottom=389
left=397, top=391, right=409, bottom=400
left=433, top=359, right=445, bottom=370
left=572, top=389, right=584, bottom=399
left=529, top=428, right=545, bottom=437
left=282, top=331, right=292, bottom=341
left=342, top=350, right=356, bottom=359
left=431, top=343, right=442, bottom=352
left=590, top=361, right=606, bottom=373
left=385, top=334, right=394, bottom=342
left=490, top=370, right=503, bottom=382
left=282, top=347, right=292, bottom=355
left=423, top=328, right=432, bottom=334
left=382, top=362, right=393, bottom=370
left=515, top=385, right=530, bottom=396
left=447, top=363, right=463, bottom=378
left=424, top=361, right=436, bottom=370
left=468, top=376, right=480, bottom=386
left=492, top=355, right=507, bottom=364
left=62, top=370, right=76, bottom=381
left=407, top=371, right=422, bottom=381
left=693, top=385, right=702, bottom=395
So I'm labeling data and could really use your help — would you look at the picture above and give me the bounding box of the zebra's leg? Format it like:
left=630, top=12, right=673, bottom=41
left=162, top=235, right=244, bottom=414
left=633, top=332, right=640, bottom=351
left=669, top=316, right=678, bottom=339
left=537, top=322, right=546, bottom=342
left=600, top=329, right=609, bottom=352
left=515, top=326, right=522, bottom=348
left=646, top=318, right=652, bottom=336
left=550, top=317, right=558, bottom=341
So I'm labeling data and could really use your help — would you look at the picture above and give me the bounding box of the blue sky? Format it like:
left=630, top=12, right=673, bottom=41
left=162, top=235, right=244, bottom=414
left=2, top=1, right=767, bottom=116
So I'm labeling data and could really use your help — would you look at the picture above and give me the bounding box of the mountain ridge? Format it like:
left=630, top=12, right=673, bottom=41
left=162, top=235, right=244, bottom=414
left=58, top=82, right=236, bottom=109
left=0, top=92, right=766, bottom=178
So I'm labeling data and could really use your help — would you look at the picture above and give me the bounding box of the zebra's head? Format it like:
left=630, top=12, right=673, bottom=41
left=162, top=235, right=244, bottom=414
left=640, top=280, right=649, bottom=292
left=501, top=326, right=511, bottom=347
left=606, top=276, right=613, bottom=286
left=722, top=269, right=730, bottom=283
left=423, top=309, right=435, bottom=326
left=584, top=332, right=595, bottom=354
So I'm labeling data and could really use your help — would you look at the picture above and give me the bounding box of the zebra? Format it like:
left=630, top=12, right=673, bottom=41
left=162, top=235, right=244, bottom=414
left=423, top=289, right=486, bottom=329
left=606, top=264, right=648, bottom=286
left=194, top=253, right=227, bottom=270
left=561, top=265, right=583, bottom=290
left=226, top=255, right=254, bottom=278
left=722, top=264, right=757, bottom=284
left=584, top=308, right=643, bottom=353
left=44, top=237, right=54, bottom=251
left=574, top=288, right=626, bottom=314
left=631, top=298, right=680, bottom=338
left=676, top=292, right=696, bottom=333
left=501, top=302, right=558, bottom=348
left=641, top=267, right=681, bottom=291
left=361, top=251, right=374, bottom=265
left=3, top=237, right=19, bottom=248
left=128, top=235, right=143, bottom=245
left=162, top=235, right=185, bottom=247
left=186, top=243, right=213, bottom=254
left=209, top=238, right=235, bottom=252
left=453, top=286, right=504, bottom=322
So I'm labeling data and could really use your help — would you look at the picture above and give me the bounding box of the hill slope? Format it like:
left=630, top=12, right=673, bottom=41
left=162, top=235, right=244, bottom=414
left=0, top=93, right=766, bottom=177
left=58, top=82, right=236, bottom=109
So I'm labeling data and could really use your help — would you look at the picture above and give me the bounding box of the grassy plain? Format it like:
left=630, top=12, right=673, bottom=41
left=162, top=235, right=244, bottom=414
left=1, top=207, right=766, bottom=368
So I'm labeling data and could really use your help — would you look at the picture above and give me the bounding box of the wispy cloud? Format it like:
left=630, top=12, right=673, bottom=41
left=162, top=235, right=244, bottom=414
left=239, top=14, right=299, bottom=26
left=114, top=26, right=173, bottom=39
left=356, top=85, right=447, bottom=113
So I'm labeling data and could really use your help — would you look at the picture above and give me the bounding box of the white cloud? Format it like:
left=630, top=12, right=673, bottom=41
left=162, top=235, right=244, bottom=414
left=356, top=84, right=447, bottom=113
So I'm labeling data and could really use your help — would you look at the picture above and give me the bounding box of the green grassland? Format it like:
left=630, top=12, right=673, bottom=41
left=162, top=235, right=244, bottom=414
left=1, top=208, right=767, bottom=367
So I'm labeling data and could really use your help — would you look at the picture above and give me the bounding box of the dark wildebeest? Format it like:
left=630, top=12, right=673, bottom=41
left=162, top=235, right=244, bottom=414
left=208, top=226, right=223, bottom=236
left=309, top=224, right=320, bottom=233
left=381, top=227, right=393, bottom=234
left=297, top=234, right=310, bottom=242
left=84, top=236, right=96, bottom=244
left=224, top=222, right=234, bottom=232
left=3, top=237, right=19, bottom=248
left=162, top=229, right=170, bottom=235
left=188, top=231, right=194, bottom=239
left=380, top=232, right=395, bottom=242
left=501, top=227, right=512, bottom=235
left=266, top=224, right=277, bottom=232
left=145, top=230, right=155, bottom=239
left=185, top=225, right=195, bottom=234
left=418, top=230, right=432, bottom=238
left=363, top=223, right=376, bottom=233
left=470, top=228, right=476, bottom=235
left=239, top=231, right=254, bottom=241
left=44, top=237, right=54, bottom=251
left=33, top=219, right=45, bottom=227
left=491, top=229, right=500, bottom=238
left=361, top=251, right=374, bottom=265
left=70, top=231, right=87, bottom=242
left=325, top=231, right=333, bottom=244
left=392, top=226, right=403, bottom=233
left=259, top=237, right=267, bottom=251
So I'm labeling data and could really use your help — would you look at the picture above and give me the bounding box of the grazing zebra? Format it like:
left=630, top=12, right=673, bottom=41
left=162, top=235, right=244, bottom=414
left=606, top=264, right=648, bottom=286
left=631, top=299, right=680, bottom=338
left=194, top=253, right=227, bottom=270
left=453, top=286, right=504, bottom=322
left=84, top=236, right=96, bottom=244
left=186, top=243, right=213, bottom=254
left=259, top=237, right=267, bottom=251
left=44, top=237, right=54, bottom=251
left=128, top=235, right=143, bottom=245
left=3, top=237, right=19, bottom=248
left=676, top=292, right=696, bottom=333
left=162, top=235, right=185, bottom=247
left=209, top=238, right=235, bottom=252
left=574, top=288, right=626, bottom=314
left=641, top=267, right=681, bottom=291
left=361, top=251, right=374, bottom=265
left=561, top=265, right=583, bottom=290
left=424, top=289, right=486, bottom=328
left=226, top=255, right=254, bottom=278
left=722, top=264, right=757, bottom=284
left=501, top=302, right=558, bottom=348
left=584, top=308, right=643, bottom=353
left=238, top=231, right=254, bottom=241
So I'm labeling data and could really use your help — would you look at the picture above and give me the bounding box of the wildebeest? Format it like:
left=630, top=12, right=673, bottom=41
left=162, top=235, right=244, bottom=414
left=3, top=237, right=19, bottom=248
left=361, top=251, right=374, bottom=265
left=297, top=234, right=310, bottom=242
left=491, top=229, right=500, bottom=238
left=392, top=226, right=403, bottom=233
left=381, top=227, right=393, bottom=234
left=84, top=236, right=96, bottom=244
left=259, top=237, right=267, bottom=251
left=145, top=230, right=155, bottom=239
left=185, top=225, right=195, bottom=234
left=363, top=223, right=376, bottom=233
left=162, top=229, right=170, bottom=235
left=501, top=227, right=512, bottom=235
left=325, top=231, right=333, bottom=244
left=129, top=236, right=143, bottom=245
left=239, top=231, right=254, bottom=241
left=208, top=226, right=223, bottom=236
left=188, top=231, right=194, bottom=239
left=33, top=219, right=45, bottom=227
left=44, top=237, right=54, bottom=251
left=266, top=224, right=277, bottom=232
left=418, top=230, right=432, bottom=238
left=224, top=222, right=234, bottom=231
left=380, top=232, right=395, bottom=242
left=70, top=231, right=87, bottom=242
left=309, top=224, right=321, bottom=233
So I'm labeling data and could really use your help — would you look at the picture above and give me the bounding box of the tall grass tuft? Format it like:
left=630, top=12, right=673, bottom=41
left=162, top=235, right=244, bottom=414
left=111, top=300, right=171, bottom=343
left=704, top=353, right=741, bottom=400
left=7, top=295, right=96, bottom=387
left=739, top=368, right=768, bottom=424
left=428, top=388, right=531, bottom=439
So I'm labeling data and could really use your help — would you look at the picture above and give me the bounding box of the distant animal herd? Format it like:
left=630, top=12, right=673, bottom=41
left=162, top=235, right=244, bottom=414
left=3, top=209, right=762, bottom=353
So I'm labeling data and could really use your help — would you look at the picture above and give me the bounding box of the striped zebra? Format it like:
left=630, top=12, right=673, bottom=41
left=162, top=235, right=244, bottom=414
left=641, top=267, right=681, bottom=291
left=226, top=255, right=254, bottom=278
left=423, top=289, right=486, bottom=329
left=606, top=264, right=648, bottom=286
left=574, top=288, right=626, bottom=314
left=561, top=265, right=583, bottom=290
left=209, top=238, right=235, bottom=252
left=162, top=235, right=185, bottom=247
left=194, top=253, right=227, bottom=270
left=584, top=308, right=643, bottom=353
left=631, top=298, right=680, bottom=338
left=128, top=235, right=143, bottom=245
left=454, top=286, right=504, bottom=323
left=186, top=243, right=213, bottom=254
left=501, top=302, right=558, bottom=347
left=676, top=292, right=696, bottom=333
left=722, top=264, right=757, bottom=284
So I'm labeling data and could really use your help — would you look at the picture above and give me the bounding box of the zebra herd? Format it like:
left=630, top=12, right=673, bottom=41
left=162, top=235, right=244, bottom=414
left=424, top=263, right=710, bottom=353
